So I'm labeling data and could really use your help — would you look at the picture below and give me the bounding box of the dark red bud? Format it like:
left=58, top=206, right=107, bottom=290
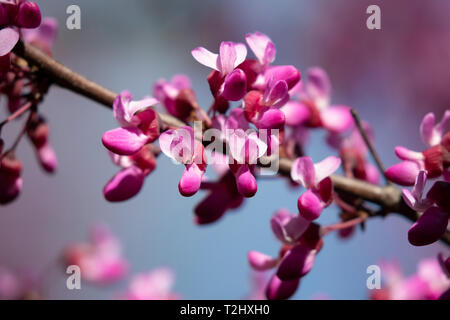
left=423, top=145, right=444, bottom=178
left=427, top=181, right=450, bottom=212
left=0, top=152, right=22, bottom=177
left=174, top=88, right=196, bottom=120
left=16, top=1, right=41, bottom=29
left=243, top=90, right=263, bottom=123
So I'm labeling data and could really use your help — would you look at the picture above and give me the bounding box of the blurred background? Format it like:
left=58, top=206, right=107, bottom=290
left=1, top=0, right=449, bottom=299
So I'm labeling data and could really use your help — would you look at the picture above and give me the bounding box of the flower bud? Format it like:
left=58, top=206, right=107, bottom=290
left=297, top=189, right=323, bottom=221
left=221, top=68, right=247, bottom=101
left=0, top=4, right=8, bottom=26
left=235, top=165, right=257, bottom=198
left=257, top=108, right=286, bottom=130
left=423, top=145, right=445, bottom=178
left=16, top=1, right=41, bottom=29
left=385, top=161, right=421, bottom=186
left=265, top=274, right=300, bottom=300
left=408, top=207, right=449, bottom=246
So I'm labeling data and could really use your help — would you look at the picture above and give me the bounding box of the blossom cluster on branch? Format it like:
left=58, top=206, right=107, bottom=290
left=0, top=2, right=449, bottom=301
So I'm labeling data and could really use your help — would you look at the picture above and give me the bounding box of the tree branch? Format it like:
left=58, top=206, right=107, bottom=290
left=12, top=41, right=449, bottom=246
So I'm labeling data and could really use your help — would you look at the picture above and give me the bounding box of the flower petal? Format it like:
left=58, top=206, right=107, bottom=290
left=178, top=163, right=203, bottom=197
left=385, top=161, right=421, bottom=186
left=305, top=67, right=331, bottom=105
left=257, top=107, right=286, bottom=130
left=291, top=156, right=315, bottom=188
left=102, top=127, right=148, bottom=156
left=233, top=42, right=247, bottom=68
left=277, top=245, right=315, bottom=281
left=235, top=165, right=257, bottom=198
left=320, top=106, right=354, bottom=133
left=395, top=146, right=424, bottom=161
left=408, top=207, right=449, bottom=246
left=221, top=68, right=247, bottom=101
left=314, top=156, right=341, bottom=185
left=191, top=47, right=219, bottom=71
left=420, top=113, right=437, bottom=147
left=103, top=167, right=145, bottom=202
left=297, top=190, right=323, bottom=221
left=265, top=274, right=300, bottom=300
left=248, top=251, right=278, bottom=271
left=0, top=28, right=19, bottom=56
left=281, top=101, right=310, bottom=127
left=245, top=32, right=275, bottom=66
left=219, top=41, right=237, bottom=75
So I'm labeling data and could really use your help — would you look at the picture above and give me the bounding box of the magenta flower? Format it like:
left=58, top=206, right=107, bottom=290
left=159, top=126, right=207, bottom=197
left=386, top=111, right=449, bottom=186
left=0, top=0, right=41, bottom=67
left=245, top=32, right=276, bottom=70
left=371, top=258, right=450, bottom=300
left=248, top=210, right=323, bottom=300
left=22, top=16, right=57, bottom=55
left=402, top=170, right=449, bottom=246
left=64, top=225, right=128, bottom=285
left=282, top=67, right=354, bottom=134
left=27, top=115, right=58, bottom=173
left=291, top=156, right=341, bottom=221
left=103, top=145, right=157, bottom=202
left=192, top=41, right=247, bottom=101
left=121, top=268, right=179, bottom=300
left=0, top=151, right=22, bottom=205
left=102, top=91, right=160, bottom=156
left=153, top=74, right=196, bottom=121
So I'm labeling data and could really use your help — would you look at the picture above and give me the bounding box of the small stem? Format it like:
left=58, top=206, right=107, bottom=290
left=0, top=102, right=33, bottom=129
left=350, top=109, right=390, bottom=185
left=322, top=213, right=369, bottom=236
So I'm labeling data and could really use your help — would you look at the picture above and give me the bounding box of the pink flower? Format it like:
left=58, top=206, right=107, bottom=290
left=26, top=115, right=58, bottom=173
left=0, top=151, right=22, bottom=205
left=194, top=171, right=244, bottom=225
left=121, top=268, right=179, bottom=300
left=248, top=210, right=323, bottom=300
left=192, top=41, right=247, bottom=101
left=103, top=145, right=157, bottom=202
left=0, top=1, right=41, bottom=67
left=245, top=32, right=276, bottom=69
left=282, top=67, right=354, bottom=134
left=22, top=16, right=57, bottom=55
left=102, top=91, right=160, bottom=156
left=153, top=75, right=196, bottom=121
left=64, top=225, right=128, bottom=285
left=291, top=156, right=341, bottom=221
left=330, top=122, right=380, bottom=185
left=402, top=171, right=449, bottom=246
left=372, top=258, right=450, bottom=300
left=386, top=111, right=449, bottom=185
left=159, top=126, right=206, bottom=197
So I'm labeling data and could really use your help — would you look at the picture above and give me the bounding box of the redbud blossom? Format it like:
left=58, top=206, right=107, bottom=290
left=159, top=126, right=206, bottom=197
left=291, top=156, right=341, bottom=221
left=102, top=91, right=160, bottom=156
left=64, top=225, right=128, bottom=284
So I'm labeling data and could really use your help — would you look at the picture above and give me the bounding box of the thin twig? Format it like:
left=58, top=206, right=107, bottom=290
left=350, top=109, right=391, bottom=185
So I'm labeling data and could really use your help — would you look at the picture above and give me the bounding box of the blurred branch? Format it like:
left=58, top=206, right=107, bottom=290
left=13, top=41, right=449, bottom=247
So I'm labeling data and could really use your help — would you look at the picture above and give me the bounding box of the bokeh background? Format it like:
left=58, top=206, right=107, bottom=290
left=1, top=0, right=449, bottom=299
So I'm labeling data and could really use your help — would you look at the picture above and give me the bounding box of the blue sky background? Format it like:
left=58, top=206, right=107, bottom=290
left=0, top=0, right=449, bottom=299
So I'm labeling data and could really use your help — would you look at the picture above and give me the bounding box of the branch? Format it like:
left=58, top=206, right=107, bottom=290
left=12, top=41, right=450, bottom=246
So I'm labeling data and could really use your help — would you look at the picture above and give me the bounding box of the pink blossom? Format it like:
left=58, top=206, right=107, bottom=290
left=248, top=210, right=323, bottom=300
left=103, top=145, right=157, bottom=202
left=192, top=41, right=247, bottom=101
left=291, top=156, right=341, bottom=220
left=159, top=126, right=206, bottom=197
left=0, top=151, right=22, bottom=205
left=372, top=258, right=450, bottom=300
left=245, top=32, right=276, bottom=69
left=102, top=91, right=160, bottom=156
left=64, top=225, right=128, bottom=285
left=386, top=111, right=450, bottom=185
left=153, top=75, right=196, bottom=121
left=282, top=67, right=354, bottom=134
left=0, top=1, right=41, bottom=67
left=27, top=115, right=58, bottom=173
left=121, top=268, right=179, bottom=300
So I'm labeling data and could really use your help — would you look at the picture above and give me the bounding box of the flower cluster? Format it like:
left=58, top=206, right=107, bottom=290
left=102, top=32, right=358, bottom=228
left=371, top=255, right=450, bottom=300
left=1, top=12, right=58, bottom=205
left=248, top=209, right=323, bottom=300
left=0, top=0, right=41, bottom=71
left=386, top=111, right=449, bottom=246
